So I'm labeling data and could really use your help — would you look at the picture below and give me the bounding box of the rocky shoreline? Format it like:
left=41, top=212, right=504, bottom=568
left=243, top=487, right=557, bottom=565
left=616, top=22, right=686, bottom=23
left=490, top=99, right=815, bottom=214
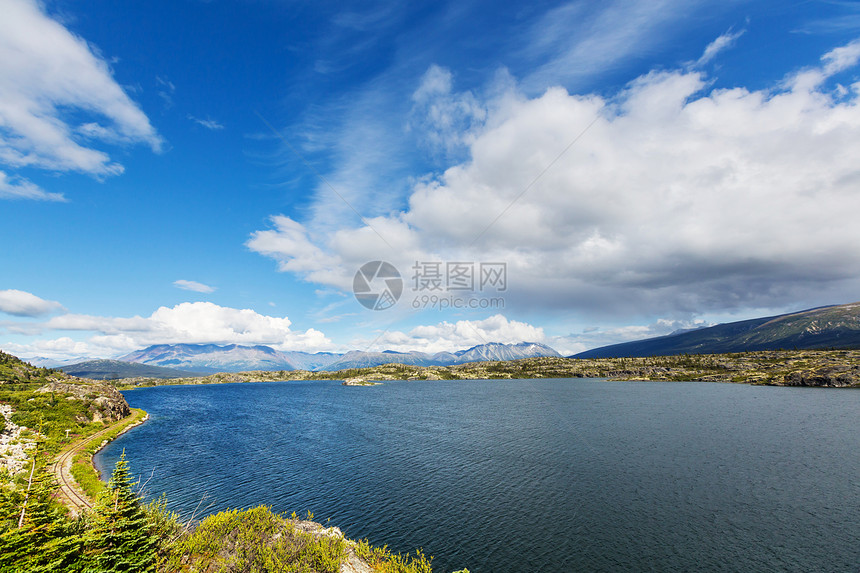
left=342, top=377, right=382, bottom=386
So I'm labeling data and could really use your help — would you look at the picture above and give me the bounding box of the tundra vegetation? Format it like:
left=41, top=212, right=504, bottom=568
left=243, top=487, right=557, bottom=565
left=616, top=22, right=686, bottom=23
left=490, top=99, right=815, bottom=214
left=115, top=349, right=860, bottom=388
left=0, top=351, right=456, bottom=573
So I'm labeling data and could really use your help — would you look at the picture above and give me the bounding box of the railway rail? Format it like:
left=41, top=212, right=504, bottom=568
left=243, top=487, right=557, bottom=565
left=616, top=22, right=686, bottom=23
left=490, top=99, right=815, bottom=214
left=49, top=410, right=147, bottom=516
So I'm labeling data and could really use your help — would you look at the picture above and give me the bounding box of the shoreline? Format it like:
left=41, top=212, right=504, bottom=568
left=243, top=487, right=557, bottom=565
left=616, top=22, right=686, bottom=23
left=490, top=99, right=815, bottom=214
left=90, top=409, right=149, bottom=480
left=53, top=407, right=150, bottom=513
left=110, top=350, right=860, bottom=390
left=119, top=375, right=860, bottom=390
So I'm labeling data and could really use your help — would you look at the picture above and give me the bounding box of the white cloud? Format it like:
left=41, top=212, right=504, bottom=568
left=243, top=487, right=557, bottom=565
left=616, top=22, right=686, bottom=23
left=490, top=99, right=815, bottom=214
left=247, top=215, right=351, bottom=288
left=0, top=0, right=161, bottom=192
left=188, top=115, right=224, bottom=130
left=250, top=39, right=860, bottom=320
left=174, top=279, right=216, bottom=293
left=156, top=76, right=175, bottom=108
left=359, top=314, right=546, bottom=354
left=522, top=0, right=695, bottom=91
left=55, top=302, right=330, bottom=350
left=3, top=302, right=334, bottom=361
left=409, top=65, right=487, bottom=159
left=0, top=289, right=64, bottom=317
left=788, top=38, right=860, bottom=92
left=550, top=318, right=713, bottom=356
left=0, top=170, right=65, bottom=201
left=1, top=336, right=93, bottom=360
left=822, top=38, right=860, bottom=76
left=696, top=29, right=745, bottom=66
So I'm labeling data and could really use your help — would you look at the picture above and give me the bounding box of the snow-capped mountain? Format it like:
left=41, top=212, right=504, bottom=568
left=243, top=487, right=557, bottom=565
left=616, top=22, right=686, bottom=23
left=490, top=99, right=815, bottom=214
left=119, top=344, right=301, bottom=373
left=321, top=350, right=441, bottom=371
left=453, top=342, right=562, bottom=363
left=118, top=342, right=561, bottom=373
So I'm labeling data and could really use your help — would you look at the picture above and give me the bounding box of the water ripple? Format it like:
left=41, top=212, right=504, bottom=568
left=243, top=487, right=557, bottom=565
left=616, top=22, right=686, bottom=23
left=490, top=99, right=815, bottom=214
left=97, top=379, right=860, bottom=573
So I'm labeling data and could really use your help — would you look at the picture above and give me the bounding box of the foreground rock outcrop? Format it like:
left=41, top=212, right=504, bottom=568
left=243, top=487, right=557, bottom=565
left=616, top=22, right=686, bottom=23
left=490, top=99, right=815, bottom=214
left=35, top=381, right=131, bottom=422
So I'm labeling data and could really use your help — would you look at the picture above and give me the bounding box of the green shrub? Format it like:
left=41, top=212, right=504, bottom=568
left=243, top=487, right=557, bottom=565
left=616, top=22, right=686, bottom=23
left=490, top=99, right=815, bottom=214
left=162, top=506, right=345, bottom=573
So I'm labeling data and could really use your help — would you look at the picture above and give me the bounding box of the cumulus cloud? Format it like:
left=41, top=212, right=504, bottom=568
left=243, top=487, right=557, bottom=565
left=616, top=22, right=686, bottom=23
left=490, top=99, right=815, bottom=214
left=3, top=302, right=334, bottom=360
left=0, top=289, right=64, bottom=317
left=250, top=39, right=860, bottom=320
left=0, top=0, right=161, bottom=196
left=358, top=314, right=546, bottom=354
left=174, top=279, right=216, bottom=293
left=48, top=302, right=330, bottom=351
left=1, top=336, right=93, bottom=361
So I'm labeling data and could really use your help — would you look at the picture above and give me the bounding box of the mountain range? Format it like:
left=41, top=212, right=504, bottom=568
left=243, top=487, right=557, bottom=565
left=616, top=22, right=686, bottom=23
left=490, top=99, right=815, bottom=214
left=574, top=302, right=860, bottom=358
left=30, top=302, right=860, bottom=379
left=109, top=341, right=563, bottom=375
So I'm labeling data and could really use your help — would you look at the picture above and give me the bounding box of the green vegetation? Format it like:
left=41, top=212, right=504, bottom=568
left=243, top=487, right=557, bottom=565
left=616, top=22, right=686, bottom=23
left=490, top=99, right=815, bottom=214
left=70, top=408, right=148, bottom=499
left=1, top=466, right=442, bottom=572
left=1, top=390, right=98, bottom=453
left=0, top=453, right=177, bottom=572
left=159, top=506, right=439, bottom=573
left=354, top=540, right=434, bottom=573
left=0, top=352, right=133, bottom=497
left=0, top=350, right=60, bottom=386
left=161, top=507, right=345, bottom=572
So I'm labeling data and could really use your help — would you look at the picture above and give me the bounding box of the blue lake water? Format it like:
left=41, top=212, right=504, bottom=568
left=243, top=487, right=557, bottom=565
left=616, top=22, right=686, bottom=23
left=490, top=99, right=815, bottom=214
left=95, top=379, right=860, bottom=572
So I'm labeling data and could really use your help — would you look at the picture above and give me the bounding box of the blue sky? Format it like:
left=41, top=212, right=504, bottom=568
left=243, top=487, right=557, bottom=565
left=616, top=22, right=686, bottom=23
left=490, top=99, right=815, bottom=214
left=2, top=0, right=860, bottom=361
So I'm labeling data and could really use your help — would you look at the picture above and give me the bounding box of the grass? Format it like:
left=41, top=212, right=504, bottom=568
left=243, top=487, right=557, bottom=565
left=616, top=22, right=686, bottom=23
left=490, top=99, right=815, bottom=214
left=354, top=540, right=434, bottom=573
left=68, top=407, right=147, bottom=499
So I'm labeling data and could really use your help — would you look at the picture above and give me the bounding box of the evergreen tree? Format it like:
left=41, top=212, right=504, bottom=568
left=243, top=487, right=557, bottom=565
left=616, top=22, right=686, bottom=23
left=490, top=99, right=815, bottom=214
left=0, top=468, right=85, bottom=573
left=84, top=451, right=156, bottom=572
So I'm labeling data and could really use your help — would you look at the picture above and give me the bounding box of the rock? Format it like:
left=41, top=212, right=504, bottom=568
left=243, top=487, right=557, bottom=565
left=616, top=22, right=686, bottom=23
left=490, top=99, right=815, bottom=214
left=0, top=405, right=38, bottom=477
left=342, top=377, right=381, bottom=386
left=292, top=520, right=373, bottom=573
left=35, top=382, right=131, bottom=421
left=784, top=367, right=860, bottom=387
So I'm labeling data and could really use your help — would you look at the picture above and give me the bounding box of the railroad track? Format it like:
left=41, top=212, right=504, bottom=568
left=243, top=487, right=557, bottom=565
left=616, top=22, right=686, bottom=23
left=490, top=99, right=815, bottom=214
left=50, top=411, right=147, bottom=516
left=51, top=425, right=113, bottom=515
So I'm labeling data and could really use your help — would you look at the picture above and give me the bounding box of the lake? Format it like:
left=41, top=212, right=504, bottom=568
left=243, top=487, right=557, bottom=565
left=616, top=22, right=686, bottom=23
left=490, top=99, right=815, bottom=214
left=95, top=379, right=860, bottom=572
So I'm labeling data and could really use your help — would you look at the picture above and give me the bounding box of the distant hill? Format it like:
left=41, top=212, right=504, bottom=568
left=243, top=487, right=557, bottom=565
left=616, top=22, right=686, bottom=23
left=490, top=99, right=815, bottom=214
left=118, top=342, right=562, bottom=373
left=59, top=359, right=201, bottom=380
left=574, top=302, right=860, bottom=358
left=0, top=350, right=69, bottom=385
